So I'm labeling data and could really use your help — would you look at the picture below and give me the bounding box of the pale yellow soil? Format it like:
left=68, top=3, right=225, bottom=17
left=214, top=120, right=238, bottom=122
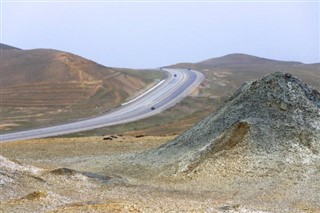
left=0, top=136, right=172, bottom=170
left=1, top=136, right=319, bottom=213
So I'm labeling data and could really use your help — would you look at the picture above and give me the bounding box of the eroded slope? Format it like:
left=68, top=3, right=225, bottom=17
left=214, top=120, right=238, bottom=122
left=0, top=45, right=162, bottom=131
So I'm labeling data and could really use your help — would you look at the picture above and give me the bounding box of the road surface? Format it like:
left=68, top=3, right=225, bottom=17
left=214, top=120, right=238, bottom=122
left=0, top=68, right=204, bottom=142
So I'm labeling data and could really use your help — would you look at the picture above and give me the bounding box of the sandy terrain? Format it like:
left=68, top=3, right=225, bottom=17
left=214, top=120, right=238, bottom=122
left=1, top=135, right=319, bottom=213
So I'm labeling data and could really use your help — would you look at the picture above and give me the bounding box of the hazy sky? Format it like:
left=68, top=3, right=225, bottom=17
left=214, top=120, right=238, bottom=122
left=1, top=1, right=319, bottom=68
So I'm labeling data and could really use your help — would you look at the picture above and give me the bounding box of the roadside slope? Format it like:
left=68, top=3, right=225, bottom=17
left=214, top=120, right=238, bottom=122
left=0, top=44, right=163, bottom=132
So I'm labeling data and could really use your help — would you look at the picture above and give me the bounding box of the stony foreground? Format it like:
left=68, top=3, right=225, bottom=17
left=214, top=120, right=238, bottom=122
left=0, top=135, right=319, bottom=213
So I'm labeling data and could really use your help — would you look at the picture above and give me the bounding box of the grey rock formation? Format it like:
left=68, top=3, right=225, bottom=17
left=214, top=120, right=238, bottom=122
left=137, top=72, right=320, bottom=173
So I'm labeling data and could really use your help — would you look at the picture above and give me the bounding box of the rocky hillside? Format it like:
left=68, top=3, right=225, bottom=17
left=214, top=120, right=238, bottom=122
left=1, top=44, right=150, bottom=108
left=137, top=72, right=320, bottom=174
left=0, top=43, right=163, bottom=131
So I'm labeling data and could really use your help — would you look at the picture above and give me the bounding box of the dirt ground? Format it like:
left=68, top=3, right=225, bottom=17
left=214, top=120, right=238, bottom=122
left=1, top=136, right=319, bottom=213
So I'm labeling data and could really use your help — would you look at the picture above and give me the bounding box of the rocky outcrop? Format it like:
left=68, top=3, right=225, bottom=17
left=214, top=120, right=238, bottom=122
left=137, top=72, right=320, bottom=173
left=0, top=155, right=44, bottom=202
left=0, top=155, right=42, bottom=185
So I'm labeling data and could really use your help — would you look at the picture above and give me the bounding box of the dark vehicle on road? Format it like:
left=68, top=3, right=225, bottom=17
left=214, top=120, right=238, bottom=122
left=151, top=107, right=155, bottom=110
left=174, top=74, right=177, bottom=77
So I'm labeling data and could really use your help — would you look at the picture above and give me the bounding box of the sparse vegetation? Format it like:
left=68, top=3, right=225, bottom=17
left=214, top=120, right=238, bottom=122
left=0, top=46, right=165, bottom=132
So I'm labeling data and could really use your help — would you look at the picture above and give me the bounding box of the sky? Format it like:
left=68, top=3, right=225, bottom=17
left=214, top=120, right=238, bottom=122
left=1, top=1, right=319, bottom=68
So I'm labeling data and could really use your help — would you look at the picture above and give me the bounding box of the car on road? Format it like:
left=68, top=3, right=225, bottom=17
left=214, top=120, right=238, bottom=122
left=174, top=74, right=177, bottom=77
left=151, top=107, right=155, bottom=110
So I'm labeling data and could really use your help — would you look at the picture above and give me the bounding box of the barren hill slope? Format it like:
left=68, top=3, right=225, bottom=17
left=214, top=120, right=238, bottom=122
left=197, top=53, right=302, bottom=67
left=170, top=53, right=320, bottom=97
left=1, top=46, right=148, bottom=107
left=0, top=43, right=21, bottom=50
left=0, top=44, right=163, bottom=131
left=136, top=72, right=320, bottom=173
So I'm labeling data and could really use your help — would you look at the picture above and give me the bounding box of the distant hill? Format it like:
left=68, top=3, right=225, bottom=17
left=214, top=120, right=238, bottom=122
left=0, top=43, right=162, bottom=131
left=170, top=53, right=320, bottom=98
left=0, top=43, right=21, bottom=50
left=197, top=53, right=303, bottom=67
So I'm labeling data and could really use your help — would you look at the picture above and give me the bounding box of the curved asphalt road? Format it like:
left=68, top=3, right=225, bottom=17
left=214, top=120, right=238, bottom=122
left=0, top=68, right=204, bottom=142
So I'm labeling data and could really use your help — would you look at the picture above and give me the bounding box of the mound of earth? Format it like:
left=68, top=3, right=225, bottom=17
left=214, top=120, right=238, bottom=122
left=126, top=72, right=320, bottom=211
left=136, top=72, right=320, bottom=175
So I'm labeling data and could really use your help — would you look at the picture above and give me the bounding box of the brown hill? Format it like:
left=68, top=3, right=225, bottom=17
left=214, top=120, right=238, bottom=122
left=0, top=44, right=162, bottom=131
left=0, top=43, right=21, bottom=50
left=170, top=53, right=320, bottom=97
left=197, top=53, right=302, bottom=66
